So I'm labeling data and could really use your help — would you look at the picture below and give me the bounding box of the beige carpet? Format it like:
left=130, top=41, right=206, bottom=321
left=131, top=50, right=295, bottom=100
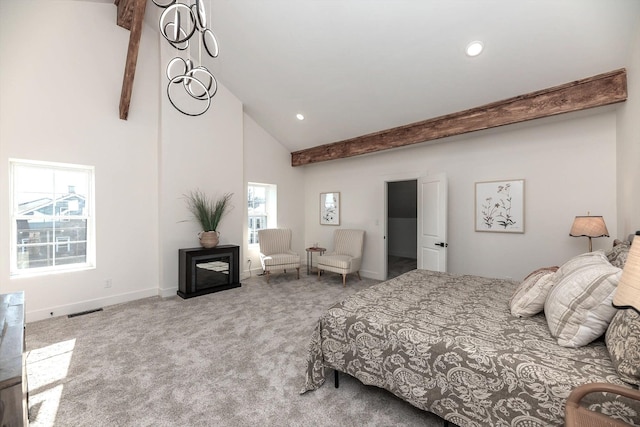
left=26, top=270, right=444, bottom=426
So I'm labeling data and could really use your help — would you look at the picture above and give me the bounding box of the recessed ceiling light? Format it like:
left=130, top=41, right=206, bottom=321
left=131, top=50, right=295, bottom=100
left=296, top=113, right=305, bottom=121
left=465, top=41, right=484, bottom=57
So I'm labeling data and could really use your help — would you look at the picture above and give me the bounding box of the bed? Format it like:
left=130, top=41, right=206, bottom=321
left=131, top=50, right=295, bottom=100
left=301, top=268, right=640, bottom=426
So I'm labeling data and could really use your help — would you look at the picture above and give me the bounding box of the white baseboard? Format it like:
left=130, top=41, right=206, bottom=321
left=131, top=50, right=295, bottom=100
left=241, top=268, right=263, bottom=280
left=360, top=269, right=385, bottom=281
left=159, top=287, right=178, bottom=298
left=316, top=269, right=384, bottom=281
left=160, top=270, right=258, bottom=296
left=247, top=267, right=383, bottom=281
left=27, top=287, right=159, bottom=323
left=160, top=268, right=262, bottom=297
left=242, top=266, right=307, bottom=280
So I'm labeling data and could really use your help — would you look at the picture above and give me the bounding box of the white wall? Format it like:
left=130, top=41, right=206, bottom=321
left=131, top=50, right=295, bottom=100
left=0, top=0, right=294, bottom=319
left=243, top=114, right=305, bottom=275
left=157, top=37, right=245, bottom=296
left=0, top=1, right=634, bottom=319
left=617, top=24, right=640, bottom=238
left=0, top=1, right=161, bottom=320
left=303, top=110, right=618, bottom=281
left=0, top=0, right=247, bottom=315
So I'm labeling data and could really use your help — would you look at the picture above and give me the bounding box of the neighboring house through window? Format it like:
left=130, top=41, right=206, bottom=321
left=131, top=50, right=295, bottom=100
left=248, top=183, right=277, bottom=244
left=10, top=159, right=95, bottom=276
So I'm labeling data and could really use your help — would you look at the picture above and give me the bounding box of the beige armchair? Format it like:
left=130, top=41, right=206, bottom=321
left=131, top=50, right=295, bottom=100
left=317, top=229, right=365, bottom=287
left=258, top=228, right=300, bottom=283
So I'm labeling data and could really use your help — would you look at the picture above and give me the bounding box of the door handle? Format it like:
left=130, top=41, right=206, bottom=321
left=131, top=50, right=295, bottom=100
left=435, top=242, right=448, bottom=247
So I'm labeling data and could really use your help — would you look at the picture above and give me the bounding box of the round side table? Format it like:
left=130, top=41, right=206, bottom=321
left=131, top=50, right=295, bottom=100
left=306, top=247, right=326, bottom=275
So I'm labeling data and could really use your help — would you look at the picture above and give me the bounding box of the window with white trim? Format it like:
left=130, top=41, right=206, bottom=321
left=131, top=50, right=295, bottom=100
left=10, top=159, right=95, bottom=276
left=247, top=183, right=277, bottom=245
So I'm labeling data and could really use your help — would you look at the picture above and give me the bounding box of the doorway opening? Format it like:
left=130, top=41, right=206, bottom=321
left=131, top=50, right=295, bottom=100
left=387, top=180, right=417, bottom=279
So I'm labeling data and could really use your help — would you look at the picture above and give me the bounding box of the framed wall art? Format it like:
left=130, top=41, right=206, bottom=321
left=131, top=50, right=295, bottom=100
left=320, top=192, right=340, bottom=225
left=475, top=179, right=524, bottom=233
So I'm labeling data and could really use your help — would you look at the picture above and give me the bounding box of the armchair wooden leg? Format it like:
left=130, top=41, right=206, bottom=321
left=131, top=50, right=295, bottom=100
left=342, top=274, right=346, bottom=287
left=296, top=267, right=300, bottom=279
left=356, top=271, right=361, bottom=280
left=317, top=268, right=321, bottom=281
left=266, top=271, right=270, bottom=283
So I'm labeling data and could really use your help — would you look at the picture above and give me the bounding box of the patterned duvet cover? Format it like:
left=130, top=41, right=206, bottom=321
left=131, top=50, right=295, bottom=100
left=301, top=269, right=639, bottom=426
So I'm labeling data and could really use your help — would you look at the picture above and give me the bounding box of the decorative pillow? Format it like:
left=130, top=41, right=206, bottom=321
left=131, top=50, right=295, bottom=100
left=544, top=251, right=622, bottom=347
left=605, top=239, right=631, bottom=269
left=509, top=266, right=559, bottom=317
left=605, top=309, right=640, bottom=386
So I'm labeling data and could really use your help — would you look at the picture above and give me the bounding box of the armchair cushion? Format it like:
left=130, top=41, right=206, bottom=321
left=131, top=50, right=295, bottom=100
left=257, top=229, right=300, bottom=283
left=262, top=253, right=300, bottom=268
left=318, top=255, right=354, bottom=270
left=317, top=229, right=365, bottom=286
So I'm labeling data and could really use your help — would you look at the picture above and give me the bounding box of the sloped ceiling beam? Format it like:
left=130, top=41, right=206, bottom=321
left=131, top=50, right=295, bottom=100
left=115, top=0, right=147, bottom=120
left=291, top=68, right=627, bottom=167
left=115, top=0, right=134, bottom=30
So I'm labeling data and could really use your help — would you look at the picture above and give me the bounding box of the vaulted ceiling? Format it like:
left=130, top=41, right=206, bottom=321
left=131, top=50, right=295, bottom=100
left=130, top=1, right=640, bottom=153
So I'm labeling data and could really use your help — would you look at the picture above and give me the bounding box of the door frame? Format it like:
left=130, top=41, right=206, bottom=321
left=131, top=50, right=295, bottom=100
left=380, top=171, right=423, bottom=280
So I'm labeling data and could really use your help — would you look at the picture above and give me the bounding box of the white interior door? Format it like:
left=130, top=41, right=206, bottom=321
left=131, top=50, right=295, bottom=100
left=417, top=173, right=448, bottom=271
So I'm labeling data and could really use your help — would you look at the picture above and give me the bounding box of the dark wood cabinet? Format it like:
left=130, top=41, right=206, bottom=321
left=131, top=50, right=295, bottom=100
left=178, top=245, right=241, bottom=298
left=0, top=291, right=28, bottom=426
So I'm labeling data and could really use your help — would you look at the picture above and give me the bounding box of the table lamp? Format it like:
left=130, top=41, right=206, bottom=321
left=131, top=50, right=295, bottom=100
left=613, top=235, right=640, bottom=314
left=569, top=215, right=609, bottom=252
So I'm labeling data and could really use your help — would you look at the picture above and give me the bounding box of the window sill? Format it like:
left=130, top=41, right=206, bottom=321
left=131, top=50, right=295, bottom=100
left=10, top=264, right=96, bottom=279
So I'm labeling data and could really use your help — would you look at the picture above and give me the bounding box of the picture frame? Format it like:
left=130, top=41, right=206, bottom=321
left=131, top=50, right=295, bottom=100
left=320, top=192, right=340, bottom=225
left=475, top=179, right=524, bottom=233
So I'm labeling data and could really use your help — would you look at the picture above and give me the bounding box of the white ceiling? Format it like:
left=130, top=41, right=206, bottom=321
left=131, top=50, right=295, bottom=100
left=153, top=0, right=640, bottom=153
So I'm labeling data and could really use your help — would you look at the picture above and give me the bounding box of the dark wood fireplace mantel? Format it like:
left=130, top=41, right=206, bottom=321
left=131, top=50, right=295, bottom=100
left=178, top=245, right=241, bottom=299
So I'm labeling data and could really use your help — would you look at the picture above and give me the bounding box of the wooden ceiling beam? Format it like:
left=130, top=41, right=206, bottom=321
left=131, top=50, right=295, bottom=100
left=118, top=0, right=147, bottom=120
left=290, top=69, right=627, bottom=167
left=114, top=0, right=134, bottom=31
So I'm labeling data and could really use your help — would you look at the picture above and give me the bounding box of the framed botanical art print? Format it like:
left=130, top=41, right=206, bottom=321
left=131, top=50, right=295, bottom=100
left=475, top=179, right=524, bottom=233
left=320, top=192, right=340, bottom=225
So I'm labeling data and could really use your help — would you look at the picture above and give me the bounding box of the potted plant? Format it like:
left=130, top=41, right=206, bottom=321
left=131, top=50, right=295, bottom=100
left=184, top=190, right=233, bottom=248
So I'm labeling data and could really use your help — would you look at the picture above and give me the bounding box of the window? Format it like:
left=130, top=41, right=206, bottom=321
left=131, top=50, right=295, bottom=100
left=10, top=159, right=95, bottom=276
left=247, top=183, right=276, bottom=244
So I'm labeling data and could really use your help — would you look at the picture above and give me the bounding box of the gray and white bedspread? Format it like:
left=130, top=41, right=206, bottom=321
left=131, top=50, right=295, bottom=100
left=301, top=269, right=640, bottom=426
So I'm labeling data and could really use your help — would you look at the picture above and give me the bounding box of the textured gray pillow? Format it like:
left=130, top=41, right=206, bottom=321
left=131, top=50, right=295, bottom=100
left=605, top=240, right=631, bottom=269
left=544, top=251, right=622, bottom=347
left=606, top=309, right=640, bottom=386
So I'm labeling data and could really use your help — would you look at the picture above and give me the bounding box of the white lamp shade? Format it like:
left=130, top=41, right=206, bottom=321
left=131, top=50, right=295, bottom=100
left=613, top=235, right=640, bottom=312
left=569, top=216, right=609, bottom=238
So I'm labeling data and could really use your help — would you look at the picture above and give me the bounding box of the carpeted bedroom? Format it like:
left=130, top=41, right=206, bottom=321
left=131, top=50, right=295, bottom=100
left=25, top=273, right=443, bottom=426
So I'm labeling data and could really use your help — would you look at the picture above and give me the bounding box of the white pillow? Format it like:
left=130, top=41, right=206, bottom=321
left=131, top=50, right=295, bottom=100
left=510, top=267, right=557, bottom=317
left=544, top=251, right=622, bottom=348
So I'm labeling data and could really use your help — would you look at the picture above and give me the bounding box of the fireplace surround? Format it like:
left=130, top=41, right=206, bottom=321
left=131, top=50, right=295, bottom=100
left=178, top=245, right=240, bottom=298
